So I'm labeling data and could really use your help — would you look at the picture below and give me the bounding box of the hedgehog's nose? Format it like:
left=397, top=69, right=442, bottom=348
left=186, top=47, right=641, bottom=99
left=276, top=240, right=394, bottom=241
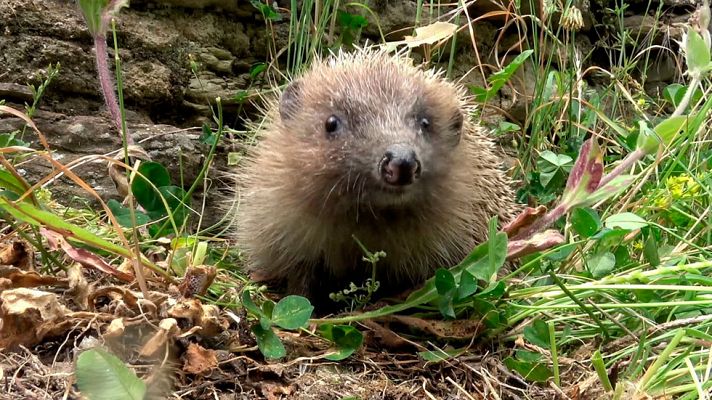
left=380, top=144, right=421, bottom=186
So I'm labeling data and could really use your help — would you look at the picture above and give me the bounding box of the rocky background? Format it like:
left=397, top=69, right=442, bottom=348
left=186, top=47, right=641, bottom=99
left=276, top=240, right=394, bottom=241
left=0, top=0, right=700, bottom=226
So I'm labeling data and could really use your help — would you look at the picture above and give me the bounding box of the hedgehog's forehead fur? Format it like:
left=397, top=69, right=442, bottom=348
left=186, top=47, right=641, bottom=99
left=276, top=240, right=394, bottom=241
left=279, top=47, right=473, bottom=126
left=244, top=47, right=483, bottom=212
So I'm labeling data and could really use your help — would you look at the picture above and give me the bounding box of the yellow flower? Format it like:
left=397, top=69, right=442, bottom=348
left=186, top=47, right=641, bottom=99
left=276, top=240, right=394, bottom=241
left=665, top=175, right=701, bottom=200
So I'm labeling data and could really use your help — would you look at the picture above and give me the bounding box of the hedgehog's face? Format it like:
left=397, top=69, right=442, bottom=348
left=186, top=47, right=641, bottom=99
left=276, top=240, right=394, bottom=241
left=277, top=55, right=466, bottom=209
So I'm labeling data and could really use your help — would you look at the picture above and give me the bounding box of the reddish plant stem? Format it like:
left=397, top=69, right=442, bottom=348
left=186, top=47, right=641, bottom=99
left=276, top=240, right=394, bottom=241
left=598, top=148, right=645, bottom=188
left=512, top=148, right=646, bottom=242
left=94, top=35, right=132, bottom=145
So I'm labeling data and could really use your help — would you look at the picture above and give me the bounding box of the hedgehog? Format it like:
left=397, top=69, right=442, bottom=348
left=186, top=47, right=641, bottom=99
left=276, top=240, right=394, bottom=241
left=234, top=47, right=520, bottom=307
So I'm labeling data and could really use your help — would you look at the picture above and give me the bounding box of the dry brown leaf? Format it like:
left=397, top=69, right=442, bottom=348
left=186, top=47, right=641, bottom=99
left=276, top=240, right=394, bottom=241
left=66, top=263, right=89, bottom=310
left=139, top=318, right=179, bottom=358
left=103, top=318, right=126, bottom=339
left=0, top=240, right=33, bottom=270
left=89, top=286, right=167, bottom=320
left=40, top=227, right=134, bottom=282
left=384, top=21, right=458, bottom=51
left=178, top=265, right=217, bottom=298
left=361, top=320, right=415, bottom=351
left=182, top=343, right=218, bottom=375
left=403, top=22, right=458, bottom=46
left=167, top=298, right=228, bottom=337
left=0, top=265, right=66, bottom=288
left=0, top=288, right=71, bottom=348
left=502, top=205, right=548, bottom=238
left=108, top=144, right=152, bottom=199
left=507, top=229, right=566, bottom=260
left=386, top=315, right=485, bottom=340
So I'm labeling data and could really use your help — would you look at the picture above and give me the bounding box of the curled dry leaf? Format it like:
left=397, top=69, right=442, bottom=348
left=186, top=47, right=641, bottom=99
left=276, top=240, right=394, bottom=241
left=103, top=318, right=126, bottom=339
left=502, top=205, right=548, bottom=238
left=385, top=21, right=458, bottom=50
left=66, top=263, right=90, bottom=310
left=361, top=320, right=415, bottom=351
left=40, top=227, right=134, bottom=282
left=108, top=144, right=152, bottom=199
left=507, top=229, right=566, bottom=260
left=0, top=288, right=71, bottom=348
left=182, top=343, right=218, bottom=376
left=139, top=318, right=179, bottom=358
left=0, top=240, right=33, bottom=270
left=89, top=286, right=168, bottom=319
left=178, top=265, right=217, bottom=298
left=167, top=298, right=228, bottom=337
left=386, top=315, right=485, bottom=341
left=0, top=265, right=66, bottom=289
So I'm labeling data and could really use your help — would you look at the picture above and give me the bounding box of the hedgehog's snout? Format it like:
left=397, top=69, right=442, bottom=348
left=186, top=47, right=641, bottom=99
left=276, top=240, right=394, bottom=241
left=379, top=143, right=421, bottom=186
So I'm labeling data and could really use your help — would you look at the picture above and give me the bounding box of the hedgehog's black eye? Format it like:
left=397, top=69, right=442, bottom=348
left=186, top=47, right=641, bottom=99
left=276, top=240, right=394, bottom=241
left=324, top=115, right=340, bottom=138
left=419, top=117, right=431, bottom=130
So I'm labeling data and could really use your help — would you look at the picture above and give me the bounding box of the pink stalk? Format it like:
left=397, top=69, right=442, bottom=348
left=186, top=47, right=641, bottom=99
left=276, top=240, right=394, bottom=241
left=598, top=148, right=645, bottom=188
left=94, top=35, right=132, bottom=145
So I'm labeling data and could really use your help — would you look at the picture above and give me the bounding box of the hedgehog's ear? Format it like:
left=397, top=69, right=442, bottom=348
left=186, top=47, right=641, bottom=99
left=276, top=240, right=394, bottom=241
left=450, top=110, right=464, bottom=133
left=447, top=110, right=464, bottom=146
left=279, top=80, right=302, bottom=121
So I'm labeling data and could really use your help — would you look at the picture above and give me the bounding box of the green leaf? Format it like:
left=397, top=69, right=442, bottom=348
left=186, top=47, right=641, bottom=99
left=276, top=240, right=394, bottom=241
left=132, top=162, right=171, bottom=212
left=435, top=268, right=456, bottom=295
left=523, top=319, right=550, bottom=348
left=587, top=252, right=616, bottom=278
left=352, top=222, right=507, bottom=323
left=234, top=90, right=249, bottom=104
left=0, top=168, right=28, bottom=196
left=418, top=347, right=466, bottom=362
left=249, top=63, right=267, bottom=80
left=540, top=151, right=574, bottom=167
left=643, top=235, right=661, bottom=267
left=199, top=123, right=218, bottom=146
left=337, top=10, right=368, bottom=29
left=591, top=349, right=614, bottom=392
left=570, top=207, right=601, bottom=238
left=604, top=212, right=648, bottom=230
left=319, top=324, right=364, bottom=361
left=252, top=324, right=286, bottom=359
left=685, top=28, right=711, bottom=75
left=503, top=356, right=553, bottom=383
left=262, top=299, right=275, bottom=320
left=77, top=0, right=108, bottom=35
left=486, top=218, right=507, bottom=279
left=653, top=116, right=688, bottom=147
left=495, top=121, right=520, bottom=134
left=158, top=185, right=189, bottom=218
left=584, top=175, right=635, bottom=206
left=456, top=270, right=478, bottom=300
left=107, top=199, right=151, bottom=227
left=437, top=294, right=456, bottom=319
left=0, top=133, right=29, bottom=147
left=241, top=290, right=264, bottom=318
left=637, top=116, right=687, bottom=154
left=75, top=348, right=146, bottom=400
left=271, top=295, right=314, bottom=330
left=249, top=0, right=282, bottom=21
left=476, top=281, right=506, bottom=300
left=470, top=50, right=534, bottom=102
left=663, top=84, right=702, bottom=108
